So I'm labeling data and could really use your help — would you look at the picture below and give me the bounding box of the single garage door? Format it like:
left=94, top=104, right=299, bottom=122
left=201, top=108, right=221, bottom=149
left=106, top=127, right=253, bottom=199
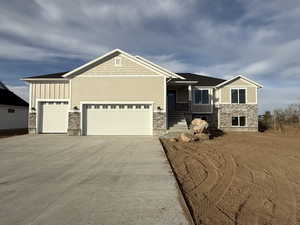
left=39, top=101, right=69, bottom=133
left=83, top=103, right=153, bottom=135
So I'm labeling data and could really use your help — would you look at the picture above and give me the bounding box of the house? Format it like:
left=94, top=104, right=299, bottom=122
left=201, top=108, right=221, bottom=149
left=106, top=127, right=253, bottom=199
left=0, top=81, right=29, bottom=130
left=22, top=49, right=262, bottom=136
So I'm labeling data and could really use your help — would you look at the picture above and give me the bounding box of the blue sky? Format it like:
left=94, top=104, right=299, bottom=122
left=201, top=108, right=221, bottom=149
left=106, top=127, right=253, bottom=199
left=1, top=0, right=300, bottom=113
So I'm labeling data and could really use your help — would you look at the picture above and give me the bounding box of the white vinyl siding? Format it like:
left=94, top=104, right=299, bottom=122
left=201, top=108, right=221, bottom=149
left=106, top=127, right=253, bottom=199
left=0, top=105, right=28, bottom=130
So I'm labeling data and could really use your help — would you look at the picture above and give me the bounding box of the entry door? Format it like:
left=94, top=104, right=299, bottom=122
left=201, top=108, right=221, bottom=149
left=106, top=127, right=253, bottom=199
left=39, top=101, right=69, bottom=133
left=167, top=90, right=176, bottom=112
left=83, top=104, right=152, bottom=135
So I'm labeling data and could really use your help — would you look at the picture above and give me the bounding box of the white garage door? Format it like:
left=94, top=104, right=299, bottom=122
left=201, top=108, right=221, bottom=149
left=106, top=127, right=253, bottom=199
left=39, top=101, right=69, bottom=133
left=83, top=103, right=153, bottom=135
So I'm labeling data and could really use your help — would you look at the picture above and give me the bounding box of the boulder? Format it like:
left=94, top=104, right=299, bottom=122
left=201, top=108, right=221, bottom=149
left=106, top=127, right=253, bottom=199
left=169, top=138, right=178, bottom=142
left=190, top=118, right=208, bottom=134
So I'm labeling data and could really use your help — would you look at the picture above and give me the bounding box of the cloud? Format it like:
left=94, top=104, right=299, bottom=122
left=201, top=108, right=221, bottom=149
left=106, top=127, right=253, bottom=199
left=7, top=85, right=29, bottom=102
left=0, top=0, right=300, bottom=111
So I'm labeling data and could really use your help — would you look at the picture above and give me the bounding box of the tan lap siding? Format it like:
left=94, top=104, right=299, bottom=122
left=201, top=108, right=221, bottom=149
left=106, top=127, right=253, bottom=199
left=30, top=81, right=69, bottom=108
left=72, top=53, right=160, bottom=77
left=220, top=78, right=257, bottom=104
left=71, top=76, right=165, bottom=110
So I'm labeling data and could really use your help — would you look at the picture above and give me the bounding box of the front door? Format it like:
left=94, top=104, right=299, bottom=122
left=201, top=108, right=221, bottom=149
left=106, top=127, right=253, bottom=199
left=167, top=90, right=176, bottom=112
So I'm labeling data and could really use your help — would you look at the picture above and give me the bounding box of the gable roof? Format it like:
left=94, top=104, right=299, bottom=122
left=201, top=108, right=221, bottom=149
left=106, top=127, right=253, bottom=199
left=62, top=49, right=184, bottom=79
left=0, top=82, right=29, bottom=107
left=216, top=75, right=263, bottom=88
left=173, top=73, right=226, bottom=86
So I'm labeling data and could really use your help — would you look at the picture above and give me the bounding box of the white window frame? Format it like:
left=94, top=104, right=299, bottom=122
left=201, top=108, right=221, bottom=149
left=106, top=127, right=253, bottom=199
left=230, top=88, right=247, bottom=104
left=231, top=115, right=247, bottom=127
left=192, top=88, right=210, bottom=105
left=114, top=57, right=122, bottom=67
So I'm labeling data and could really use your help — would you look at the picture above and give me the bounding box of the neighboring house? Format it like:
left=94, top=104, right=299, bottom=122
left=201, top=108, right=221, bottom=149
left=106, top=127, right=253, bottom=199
left=22, top=49, right=262, bottom=136
left=0, top=81, right=29, bottom=130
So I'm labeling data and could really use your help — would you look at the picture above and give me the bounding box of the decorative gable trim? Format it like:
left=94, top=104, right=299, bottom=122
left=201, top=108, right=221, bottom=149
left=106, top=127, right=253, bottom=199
left=62, top=49, right=185, bottom=79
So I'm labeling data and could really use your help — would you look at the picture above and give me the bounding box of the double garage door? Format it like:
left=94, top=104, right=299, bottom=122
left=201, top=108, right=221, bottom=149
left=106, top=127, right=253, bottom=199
left=82, top=103, right=153, bottom=135
left=39, top=102, right=153, bottom=135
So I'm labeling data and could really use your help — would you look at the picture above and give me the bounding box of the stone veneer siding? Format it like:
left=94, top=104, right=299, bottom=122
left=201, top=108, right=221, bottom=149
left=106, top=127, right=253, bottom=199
left=153, top=112, right=167, bottom=135
left=68, top=112, right=81, bottom=136
left=219, top=104, right=258, bottom=131
left=28, top=112, right=37, bottom=134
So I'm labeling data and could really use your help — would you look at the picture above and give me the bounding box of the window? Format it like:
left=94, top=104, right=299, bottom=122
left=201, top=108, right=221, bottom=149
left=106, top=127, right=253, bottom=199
left=115, top=57, right=122, bottom=66
left=8, top=108, right=15, bottom=113
left=232, top=116, right=246, bottom=127
left=231, top=89, right=246, bottom=104
left=193, top=89, right=209, bottom=104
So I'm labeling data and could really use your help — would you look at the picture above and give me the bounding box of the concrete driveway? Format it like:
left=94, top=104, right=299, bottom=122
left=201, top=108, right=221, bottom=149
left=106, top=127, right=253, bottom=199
left=0, top=135, right=192, bottom=225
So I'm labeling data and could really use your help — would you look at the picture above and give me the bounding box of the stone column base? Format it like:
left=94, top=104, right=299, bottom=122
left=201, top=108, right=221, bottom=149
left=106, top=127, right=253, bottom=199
left=28, top=128, right=37, bottom=134
left=68, top=112, right=81, bottom=136
left=153, top=112, right=167, bottom=135
left=28, top=112, right=37, bottom=134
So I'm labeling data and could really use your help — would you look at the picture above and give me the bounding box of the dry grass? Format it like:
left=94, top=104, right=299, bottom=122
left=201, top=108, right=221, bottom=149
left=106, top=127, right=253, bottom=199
left=162, top=132, right=300, bottom=225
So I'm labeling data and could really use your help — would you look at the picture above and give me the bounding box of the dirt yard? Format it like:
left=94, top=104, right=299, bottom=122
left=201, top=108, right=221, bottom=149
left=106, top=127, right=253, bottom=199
left=161, top=132, right=300, bottom=225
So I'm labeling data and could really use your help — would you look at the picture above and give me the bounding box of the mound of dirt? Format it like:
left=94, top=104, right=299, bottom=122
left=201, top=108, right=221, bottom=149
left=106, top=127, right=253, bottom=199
left=161, top=132, right=300, bottom=225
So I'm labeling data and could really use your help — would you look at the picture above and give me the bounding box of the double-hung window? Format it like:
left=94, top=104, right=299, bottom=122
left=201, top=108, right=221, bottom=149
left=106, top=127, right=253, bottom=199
left=231, top=88, right=246, bottom=104
left=232, top=116, right=246, bottom=127
left=193, top=89, right=209, bottom=104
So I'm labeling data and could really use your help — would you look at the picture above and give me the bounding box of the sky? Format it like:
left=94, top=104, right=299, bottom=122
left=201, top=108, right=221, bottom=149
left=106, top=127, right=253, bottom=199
left=1, top=0, right=300, bottom=114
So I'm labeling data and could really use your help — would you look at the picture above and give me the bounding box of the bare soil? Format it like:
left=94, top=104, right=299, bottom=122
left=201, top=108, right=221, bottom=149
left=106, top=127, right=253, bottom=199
left=161, top=132, right=300, bottom=225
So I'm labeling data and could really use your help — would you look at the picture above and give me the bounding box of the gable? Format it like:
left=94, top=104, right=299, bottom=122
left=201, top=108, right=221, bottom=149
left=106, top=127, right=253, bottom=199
left=73, top=52, right=161, bottom=77
left=62, top=49, right=184, bottom=79
left=224, top=77, right=256, bottom=87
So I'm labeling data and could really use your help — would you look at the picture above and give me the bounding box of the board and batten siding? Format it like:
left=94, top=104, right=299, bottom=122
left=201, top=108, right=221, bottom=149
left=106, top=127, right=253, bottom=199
left=219, top=78, right=257, bottom=104
left=29, top=81, right=70, bottom=108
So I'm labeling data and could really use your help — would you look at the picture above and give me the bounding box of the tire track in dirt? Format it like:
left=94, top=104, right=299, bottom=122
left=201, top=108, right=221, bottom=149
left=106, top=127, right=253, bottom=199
left=165, top=141, right=237, bottom=225
left=269, top=168, right=297, bottom=225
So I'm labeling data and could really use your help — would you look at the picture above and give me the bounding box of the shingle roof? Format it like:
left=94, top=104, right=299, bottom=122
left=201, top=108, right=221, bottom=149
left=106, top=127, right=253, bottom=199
left=23, top=71, right=226, bottom=86
left=175, top=73, right=226, bottom=86
left=0, top=82, right=28, bottom=107
left=24, top=71, right=69, bottom=79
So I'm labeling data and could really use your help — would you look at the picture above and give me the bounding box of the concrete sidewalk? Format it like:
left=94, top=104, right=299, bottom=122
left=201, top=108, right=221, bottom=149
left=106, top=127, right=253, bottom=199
left=0, top=135, right=192, bottom=225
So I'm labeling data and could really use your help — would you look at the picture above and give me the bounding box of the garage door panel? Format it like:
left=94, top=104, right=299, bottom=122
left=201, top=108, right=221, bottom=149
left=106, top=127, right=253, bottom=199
left=40, top=102, right=69, bottom=133
left=84, top=104, right=152, bottom=135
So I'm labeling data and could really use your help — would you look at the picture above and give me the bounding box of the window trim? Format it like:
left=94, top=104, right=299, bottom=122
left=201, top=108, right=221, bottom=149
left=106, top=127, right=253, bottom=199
left=192, top=88, right=210, bottom=105
left=231, top=116, right=247, bottom=127
left=230, top=88, right=247, bottom=104
left=114, top=57, right=122, bottom=67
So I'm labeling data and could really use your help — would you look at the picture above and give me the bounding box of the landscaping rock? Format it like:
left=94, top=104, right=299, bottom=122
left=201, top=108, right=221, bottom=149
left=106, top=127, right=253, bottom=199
left=190, top=119, right=208, bottom=134
left=178, top=133, right=192, bottom=143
